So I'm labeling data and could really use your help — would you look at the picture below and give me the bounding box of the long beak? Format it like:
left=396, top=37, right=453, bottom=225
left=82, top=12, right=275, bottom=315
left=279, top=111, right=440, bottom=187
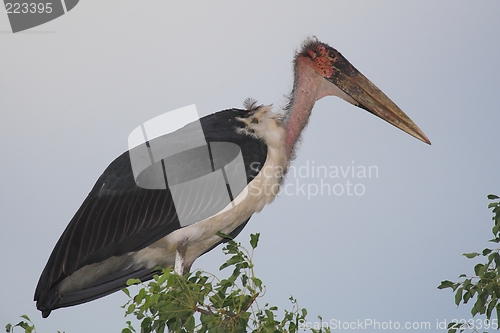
left=328, top=54, right=431, bottom=145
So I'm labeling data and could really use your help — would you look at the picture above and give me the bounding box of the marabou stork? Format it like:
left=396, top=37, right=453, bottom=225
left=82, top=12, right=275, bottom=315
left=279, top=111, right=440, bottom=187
left=34, top=38, right=430, bottom=318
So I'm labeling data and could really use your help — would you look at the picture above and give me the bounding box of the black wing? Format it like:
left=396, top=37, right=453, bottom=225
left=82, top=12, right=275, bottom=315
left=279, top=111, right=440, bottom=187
left=34, top=108, right=267, bottom=315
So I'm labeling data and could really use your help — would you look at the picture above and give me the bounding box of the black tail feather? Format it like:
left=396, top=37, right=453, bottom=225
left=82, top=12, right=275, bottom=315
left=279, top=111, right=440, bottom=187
left=37, top=267, right=161, bottom=318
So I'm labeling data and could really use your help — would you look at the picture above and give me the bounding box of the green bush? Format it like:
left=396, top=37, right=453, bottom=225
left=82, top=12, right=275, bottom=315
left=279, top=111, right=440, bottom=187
left=438, top=194, right=500, bottom=333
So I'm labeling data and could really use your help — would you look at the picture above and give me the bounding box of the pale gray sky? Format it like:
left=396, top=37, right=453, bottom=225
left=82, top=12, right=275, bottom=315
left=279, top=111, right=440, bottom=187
left=2, top=1, right=500, bottom=332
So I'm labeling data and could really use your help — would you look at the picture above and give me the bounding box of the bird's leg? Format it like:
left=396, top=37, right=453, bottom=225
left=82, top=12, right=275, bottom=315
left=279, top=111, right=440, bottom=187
left=174, top=240, right=189, bottom=275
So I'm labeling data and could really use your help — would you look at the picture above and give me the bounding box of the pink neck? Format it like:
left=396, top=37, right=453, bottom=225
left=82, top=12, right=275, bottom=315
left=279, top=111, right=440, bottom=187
left=284, top=56, right=330, bottom=159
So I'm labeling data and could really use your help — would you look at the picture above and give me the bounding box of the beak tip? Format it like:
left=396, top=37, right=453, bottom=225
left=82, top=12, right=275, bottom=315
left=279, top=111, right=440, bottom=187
left=410, top=131, right=431, bottom=145
left=421, top=136, right=431, bottom=145
left=416, top=131, right=431, bottom=145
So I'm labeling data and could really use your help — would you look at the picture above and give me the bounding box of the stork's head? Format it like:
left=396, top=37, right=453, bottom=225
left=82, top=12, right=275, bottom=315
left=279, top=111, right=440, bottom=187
left=296, top=39, right=430, bottom=145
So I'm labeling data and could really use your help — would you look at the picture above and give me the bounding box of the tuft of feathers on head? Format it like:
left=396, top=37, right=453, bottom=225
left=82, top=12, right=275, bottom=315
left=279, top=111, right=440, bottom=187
left=298, top=36, right=321, bottom=56
left=243, top=98, right=262, bottom=111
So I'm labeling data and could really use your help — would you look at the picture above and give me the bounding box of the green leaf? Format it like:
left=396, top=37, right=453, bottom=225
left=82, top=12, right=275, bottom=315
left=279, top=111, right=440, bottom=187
left=471, top=304, right=478, bottom=316
left=155, top=272, right=169, bottom=286
left=250, top=233, right=260, bottom=249
left=122, top=288, right=131, bottom=297
left=216, top=231, right=231, bottom=240
left=493, top=224, right=500, bottom=236
left=463, top=290, right=471, bottom=303
left=20, top=315, right=30, bottom=321
left=126, top=304, right=136, bottom=315
left=241, top=273, right=248, bottom=287
left=475, top=290, right=486, bottom=314
left=474, top=263, right=486, bottom=277
left=135, top=288, right=147, bottom=304
left=483, top=248, right=493, bottom=256
left=495, top=253, right=500, bottom=268
left=489, top=237, right=500, bottom=243
left=455, top=287, right=463, bottom=306
left=221, top=253, right=246, bottom=270
left=438, top=280, right=455, bottom=289
left=141, top=317, right=152, bottom=329
left=252, top=277, right=263, bottom=289
left=486, top=298, right=497, bottom=319
left=463, top=252, right=480, bottom=259
left=488, top=194, right=499, bottom=200
left=126, top=278, right=142, bottom=286
left=447, top=321, right=457, bottom=333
